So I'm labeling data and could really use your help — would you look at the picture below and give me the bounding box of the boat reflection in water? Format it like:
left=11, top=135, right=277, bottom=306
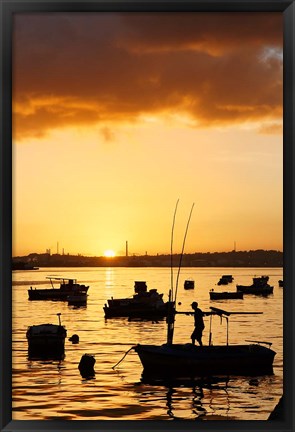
left=140, top=374, right=232, bottom=420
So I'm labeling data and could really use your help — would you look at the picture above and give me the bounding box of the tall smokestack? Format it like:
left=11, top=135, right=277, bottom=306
left=126, top=241, right=128, bottom=257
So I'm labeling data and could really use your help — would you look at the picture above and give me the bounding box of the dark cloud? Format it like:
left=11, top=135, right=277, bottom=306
left=13, top=12, right=283, bottom=139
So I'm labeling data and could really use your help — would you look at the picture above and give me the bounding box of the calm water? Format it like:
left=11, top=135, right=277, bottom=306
left=12, top=267, right=283, bottom=421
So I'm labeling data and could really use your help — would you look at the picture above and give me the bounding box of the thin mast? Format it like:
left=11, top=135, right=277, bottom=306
left=174, top=202, right=195, bottom=304
left=170, top=199, right=179, bottom=300
left=167, top=202, right=195, bottom=346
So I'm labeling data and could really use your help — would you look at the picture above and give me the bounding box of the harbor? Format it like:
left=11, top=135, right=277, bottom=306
left=12, top=266, right=283, bottom=421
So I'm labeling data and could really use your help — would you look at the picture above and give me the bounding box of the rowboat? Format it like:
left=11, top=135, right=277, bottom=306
left=209, top=289, right=243, bottom=300
left=28, top=276, right=89, bottom=301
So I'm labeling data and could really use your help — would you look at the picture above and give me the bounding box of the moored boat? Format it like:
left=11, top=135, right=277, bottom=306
left=236, top=275, right=273, bottom=295
left=103, top=281, right=174, bottom=319
left=133, top=306, right=275, bottom=379
left=116, top=203, right=276, bottom=381
left=28, top=276, right=89, bottom=301
left=209, top=289, right=243, bottom=300
left=222, top=275, right=234, bottom=282
left=26, top=313, right=67, bottom=359
left=217, top=276, right=229, bottom=285
left=184, top=279, right=195, bottom=290
left=134, top=341, right=275, bottom=378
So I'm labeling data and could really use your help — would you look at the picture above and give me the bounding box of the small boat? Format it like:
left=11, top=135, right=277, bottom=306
left=103, top=281, right=174, bottom=319
left=134, top=307, right=275, bottom=379
left=184, top=279, right=195, bottom=290
left=278, top=280, right=283, bottom=287
left=222, top=275, right=234, bottom=283
left=236, top=275, right=273, bottom=296
left=26, top=313, right=67, bottom=359
left=217, top=276, right=229, bottom=285
left=28, top=276, right=89, bottom=301
left=209, top=289, right=243, bottom=300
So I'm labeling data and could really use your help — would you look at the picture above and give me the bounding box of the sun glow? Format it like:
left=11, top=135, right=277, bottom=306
left=104, top=249, right=116, bottom=258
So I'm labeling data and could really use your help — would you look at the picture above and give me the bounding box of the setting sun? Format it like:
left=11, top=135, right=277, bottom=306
left=104, top=249, right=116, bottom=258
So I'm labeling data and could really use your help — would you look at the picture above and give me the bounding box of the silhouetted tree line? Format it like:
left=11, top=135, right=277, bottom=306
left=12, top=249, right=283, bottom=268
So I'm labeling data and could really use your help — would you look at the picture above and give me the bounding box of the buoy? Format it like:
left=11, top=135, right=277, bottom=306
left=78, top=354, right=95, bottom=378
left=69, top=334, right=79, bottom=344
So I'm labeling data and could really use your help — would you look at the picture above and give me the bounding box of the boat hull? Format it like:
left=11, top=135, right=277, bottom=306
left=26, top=324, right=67, bottom=359
left=28, top=286, right=89, bottom=301
left=210, top=291, right=243, bottom=300
left=184, top=280, right=195, bottom=290
left=104, top=301, right=174, bottom=318
left=236, top=285, right=273, bottom=295
left=134, top=343, right=276, bottom=378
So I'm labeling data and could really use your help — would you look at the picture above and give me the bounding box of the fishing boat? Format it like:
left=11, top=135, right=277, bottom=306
left=236, top=275, right=273, bottom=295
left=28, top=276, right=89, bottom=301
left=209, top=289, right=243, bottom=300
left=131, top=202, right=275, bottom=379
left=134, top=306, right=275, bottom=379
left=114, top=202, right=276, bottom=380
left=103, top=281, right=174, bottom=319
left=184, top=279, right=195, bottom=290
left=26, top=313, right=67, bottom=359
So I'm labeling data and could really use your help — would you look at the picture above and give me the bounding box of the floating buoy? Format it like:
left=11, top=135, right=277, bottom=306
left=78, top=354, right=95, bottom=378
left=69, top=334, right=79, bottom=344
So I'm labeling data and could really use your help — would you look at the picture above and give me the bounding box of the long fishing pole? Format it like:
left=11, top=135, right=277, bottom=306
left=170, top=199, right=179, bottom=301
left=167, top=203, right=195, bottom=345
left=174, top=202, right=195, bottom=304
left=166, top=199, right=179, bottom=345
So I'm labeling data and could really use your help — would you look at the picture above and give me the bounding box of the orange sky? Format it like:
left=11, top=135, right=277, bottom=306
left=12, top=12, right=283, bottom=257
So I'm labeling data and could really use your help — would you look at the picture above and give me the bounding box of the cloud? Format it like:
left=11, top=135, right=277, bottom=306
left=13, top=12, right=283, bottom=140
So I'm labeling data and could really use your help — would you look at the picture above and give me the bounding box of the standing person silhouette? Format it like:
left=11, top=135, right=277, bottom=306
left=191, top=301, right=205, bottom=346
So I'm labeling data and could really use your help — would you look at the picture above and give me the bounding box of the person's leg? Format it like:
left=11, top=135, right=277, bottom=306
left=196, top=329, right=203, bottom=346
left=191, top=329, right=196, bottom=345
left=197, top=335, right=203, bottom=346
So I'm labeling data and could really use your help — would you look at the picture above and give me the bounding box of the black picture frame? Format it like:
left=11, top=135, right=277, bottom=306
left=1, top=1, right=294, bottom=431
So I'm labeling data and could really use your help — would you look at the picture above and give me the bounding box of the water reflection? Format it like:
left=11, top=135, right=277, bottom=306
left=166, top=386, right=206, bottom=420
left=140, top=374, right=231, bottom=420
left=13, top=267, right=283, bottom=420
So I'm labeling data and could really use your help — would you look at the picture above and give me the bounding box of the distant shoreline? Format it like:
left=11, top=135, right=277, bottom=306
left=12, top=250, right=283, bottom=269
